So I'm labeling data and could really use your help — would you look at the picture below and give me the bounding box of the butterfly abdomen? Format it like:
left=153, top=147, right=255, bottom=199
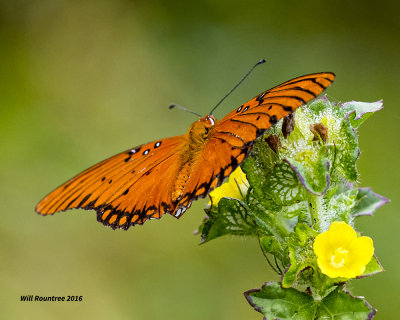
left=172, top=162, right=191, bottom=202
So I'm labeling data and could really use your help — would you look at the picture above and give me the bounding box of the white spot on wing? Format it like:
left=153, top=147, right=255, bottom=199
left=174, top=206, right=188, bottom=217
left=174, top=208, right=182, bottom=217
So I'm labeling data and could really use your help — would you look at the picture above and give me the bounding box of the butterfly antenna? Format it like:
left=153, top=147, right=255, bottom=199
left=169, top=104, right=202, bottom=117
left=209, top=58, right=267, bottom=115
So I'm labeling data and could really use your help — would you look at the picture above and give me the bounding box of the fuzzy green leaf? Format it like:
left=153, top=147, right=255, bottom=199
left=259, top=236, right=290, bottom=268
left=241, top=156, right=265, bottom=197
left=360, top=255, right=384, bottom=277
left=336, top=117, right=359, bottom=181
left=199, top=198, right=256, bottom=243
left=352, top=188, right=389, bottom=217
left=282, top=224, right=318, bottom=288
left=260, top=236, right=282, bottom=255
left=264, top=162, right=305, bottom=205
left=245, top=281, right=317, bottom=320
left=316, top=287, right=376, bottom=319
left=284, top=145, right=332, bottom=195
left=307, top=96, right=333, bottom=114
left=323, top=189, right=358, bottom=227
left=341, top=100, right=383, bottom=128
left=242, top=137, right=279, bottom=197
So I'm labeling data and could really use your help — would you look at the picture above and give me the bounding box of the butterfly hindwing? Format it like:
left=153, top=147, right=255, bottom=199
left=174, top=136, right=250, bottom=211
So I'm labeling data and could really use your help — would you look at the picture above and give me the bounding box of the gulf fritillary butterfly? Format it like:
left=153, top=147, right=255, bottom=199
left=36, top=72, right=335, bottom=230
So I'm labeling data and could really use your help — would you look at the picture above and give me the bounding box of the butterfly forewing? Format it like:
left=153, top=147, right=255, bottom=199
left=36, top=136, right=187, bottom=229
left=215, top=72, right=335, bottom=145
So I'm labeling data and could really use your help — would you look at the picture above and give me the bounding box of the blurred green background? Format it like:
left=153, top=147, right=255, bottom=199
left=1, top=1, right=398, bottom=319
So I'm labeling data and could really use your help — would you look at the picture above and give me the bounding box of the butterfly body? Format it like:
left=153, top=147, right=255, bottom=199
left=36, top=72, right=335, bottom=230
left=173, top=115, right=217, bottom=202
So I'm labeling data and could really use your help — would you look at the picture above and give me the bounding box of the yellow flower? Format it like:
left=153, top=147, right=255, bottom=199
left=209, top=166, right=249, bottom=206
left=313, top=221, right=374, bottom=279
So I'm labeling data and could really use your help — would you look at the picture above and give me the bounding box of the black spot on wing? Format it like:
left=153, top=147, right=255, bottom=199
left=283, top=105, right=293, bottom=112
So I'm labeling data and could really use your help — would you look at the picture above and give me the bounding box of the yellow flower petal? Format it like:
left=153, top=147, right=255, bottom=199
left=313, top=221, right=374, bottom=279
left=350, top=236, right=374, bottom=265
left=209, top=167, right=249, bottom=206
left=313, top=231, right=332, bottom=257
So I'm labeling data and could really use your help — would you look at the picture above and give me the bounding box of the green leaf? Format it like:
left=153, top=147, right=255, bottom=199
left=316, top=287, right=376, bottom=319
left=341, top=100, right=383, bottom=128
left=245, top=281, right=317, bottom=320
left=281, top=201, right=310, bottom=220
left=360, top=255, right=384, bottom=277
left=282, top=224, right=318, bottom=288
left=242, top=137, right=280, bottom=198
left=335, top=117, right=359, bottom=181
left=264, top=162, right=305, bottom=206
left=307, top=96, right=333, bottom=114
left=199, top=198, right=257, bottom=243
left=259, top=236, right=290, bottom=268
left=352, top=187, right=389, bottom=217
left=324, top=188, right=358, bottom=226
left=260, top=236, right=282, bottom=255
left=282, top=253, right=309, bottom=288
left=241, top=156, right=265, bottom=197
left=284, top=145, right=333, bottom=195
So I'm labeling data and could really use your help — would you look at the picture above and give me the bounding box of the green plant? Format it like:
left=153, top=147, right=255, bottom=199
left=198, top=97, right=387, bottom=319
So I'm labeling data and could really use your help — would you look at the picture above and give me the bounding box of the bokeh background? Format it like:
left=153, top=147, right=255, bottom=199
left=1, top=1, right=399, bottom=319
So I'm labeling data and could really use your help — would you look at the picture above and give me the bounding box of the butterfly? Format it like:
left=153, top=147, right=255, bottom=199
left=36, top=71, right=335, bottom=230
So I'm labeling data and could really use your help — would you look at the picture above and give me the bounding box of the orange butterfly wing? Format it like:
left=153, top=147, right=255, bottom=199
left=36, top=136, right=187, bottom=229
left=174, top=72, right=335, bottom=209
left=215, top=72, right=336, bottom=144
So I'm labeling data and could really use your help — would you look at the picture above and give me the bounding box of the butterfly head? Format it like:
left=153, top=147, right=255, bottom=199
left=188, top=115, right=217, bottom=145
